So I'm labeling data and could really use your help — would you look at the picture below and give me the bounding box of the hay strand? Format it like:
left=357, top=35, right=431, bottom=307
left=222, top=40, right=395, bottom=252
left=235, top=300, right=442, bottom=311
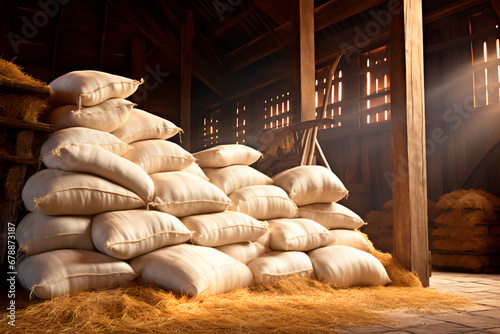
left=1, top=277, right=472, bottom=334
left=0, top=58, right=50, bottom=123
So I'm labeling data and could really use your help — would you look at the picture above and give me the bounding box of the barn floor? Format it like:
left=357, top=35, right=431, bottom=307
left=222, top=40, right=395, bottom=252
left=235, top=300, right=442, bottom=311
left=339, top=270, right=500, bottom=334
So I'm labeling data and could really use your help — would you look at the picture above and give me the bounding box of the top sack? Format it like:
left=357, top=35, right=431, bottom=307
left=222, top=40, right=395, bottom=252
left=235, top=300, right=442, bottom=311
left=193, top=144, right=262, bottom=168
left=49, top=70, right=142, bottom=108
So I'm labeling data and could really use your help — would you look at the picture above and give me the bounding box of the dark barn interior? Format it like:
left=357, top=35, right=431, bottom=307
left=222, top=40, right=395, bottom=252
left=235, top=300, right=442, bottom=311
left=1, top=0, right=500, bottom=332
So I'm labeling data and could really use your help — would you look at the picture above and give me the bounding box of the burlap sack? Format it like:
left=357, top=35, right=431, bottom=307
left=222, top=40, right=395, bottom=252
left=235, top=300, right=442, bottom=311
left=308, top=245, right=391, bottom=287
left=22, top=169, right=145, bottom=215
left=272, top=165, right=348, bottom=206
left=16, top=213, right=94, bottom=255
left=49, top=70, right=142, bottom=108
left=203, top=165, right=273, bottom=195
left=49, top=98, right=134, bottom=132
left=181, top=211, right=269, bottom=247
left=92, top=210, right=192, bottom=260
left=130, top=244, right=254, bottom=296
left=247, top=251, right=315, bottom=285
left=18, top=249, right=136, bottom=299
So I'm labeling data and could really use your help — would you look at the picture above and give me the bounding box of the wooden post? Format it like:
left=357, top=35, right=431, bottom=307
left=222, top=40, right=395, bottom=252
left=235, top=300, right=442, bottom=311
left=292, top=0, right=315, bottom=122
left=180, top=10, right=194, bottom=151
left=389, top=0, right=430, bottom=286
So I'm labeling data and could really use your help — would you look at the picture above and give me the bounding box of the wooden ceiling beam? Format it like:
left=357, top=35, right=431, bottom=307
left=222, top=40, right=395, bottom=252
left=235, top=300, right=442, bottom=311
left=107, top=0, right=227, bottom=96
left=224, top=0, right=386, bottom=72
left=253, top=0, right=290, bottom=25
left=206, top=0, right=254, bottom=39
left=425, top=0, right=488, bottom=23
left=492, top=0, right=500, bottom=18
left=228, top=24, right=389, bottom=100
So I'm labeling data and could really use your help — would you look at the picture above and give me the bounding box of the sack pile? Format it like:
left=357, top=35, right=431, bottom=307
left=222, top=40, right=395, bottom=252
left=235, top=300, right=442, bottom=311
left=17, top=70, right=391, bottom=300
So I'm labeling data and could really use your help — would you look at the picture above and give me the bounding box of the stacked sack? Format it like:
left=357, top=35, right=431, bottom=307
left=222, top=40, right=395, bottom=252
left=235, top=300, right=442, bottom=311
left=129, top=145, right=267, bottom=296
left=256, top=165, right=390, bottom=288
left=194, top=145, right=318, bottom=286
left=17, top=70, right=391, bottom=299
left=17, top=70, right=187, bottom=299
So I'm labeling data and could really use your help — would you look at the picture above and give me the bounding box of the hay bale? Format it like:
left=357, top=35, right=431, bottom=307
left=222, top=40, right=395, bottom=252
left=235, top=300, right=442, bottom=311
left=431, top=254, right=498, bottom=272
left=436, top=189, right=496, bottom=213
left=0, top=58, right=51, bottom=123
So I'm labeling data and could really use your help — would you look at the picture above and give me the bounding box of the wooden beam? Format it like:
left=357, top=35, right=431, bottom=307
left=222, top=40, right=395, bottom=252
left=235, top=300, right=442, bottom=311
left=107, top=0, right=227, bottom=96
left=253, top=0, right=290, bottom=25
left=389, top=0, right=430, bottom=286
left=206, top=0, right=253, bottom=39
left=292, top=0, right=316, bottom=123
left=224, top=0, right=386, bottom=72
left=425, top=0, right=488, bottom=23
left=490, top=0, right=500, bottom=18
left=51, top=1, right=65, bottom=81
left=181, top=11, right=194, bottom=152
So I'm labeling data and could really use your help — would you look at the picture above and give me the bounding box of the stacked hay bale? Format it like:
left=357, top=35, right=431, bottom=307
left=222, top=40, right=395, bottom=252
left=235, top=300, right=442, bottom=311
left=17, top=70, right=392, bottom=299
left=431, top=189, right=500, bottom=272
left=0, top=59, right=52, bottom=202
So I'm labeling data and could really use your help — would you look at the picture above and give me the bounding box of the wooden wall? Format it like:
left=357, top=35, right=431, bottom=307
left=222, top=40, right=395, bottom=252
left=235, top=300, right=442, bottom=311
left=2, top=0, right=500, bottom=220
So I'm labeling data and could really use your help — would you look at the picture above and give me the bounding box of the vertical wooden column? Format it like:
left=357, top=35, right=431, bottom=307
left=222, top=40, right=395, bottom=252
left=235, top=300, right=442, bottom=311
left=292, top=0, right=315, bottom=122
left=130, top=35, right=147, bottom=110
left=389, top=0, right=430, bottom=286
left=180, top=10, right=194, bottom=151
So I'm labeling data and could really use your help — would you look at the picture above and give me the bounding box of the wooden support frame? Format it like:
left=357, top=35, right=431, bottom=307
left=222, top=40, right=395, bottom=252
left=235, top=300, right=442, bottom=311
left=390, top=0, right=430, bottom=286
left=180, top=10, right=194, bottom=152
left=292, top=0, right=316, bottom=123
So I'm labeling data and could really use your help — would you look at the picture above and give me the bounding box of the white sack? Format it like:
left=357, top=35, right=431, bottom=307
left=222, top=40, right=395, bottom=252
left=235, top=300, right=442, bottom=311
left=216, top=242, right=269, bottom=265
left=308, top=245, right=391, bottom=287
left=247, top=251, right=315, bottom=285
left=193, top=144, right=262, bottom=168
left=16, top=213, right=94, bottom=255
left=42, top=144, right=155, bottom=202
left=112, top=108, right=181, bottom=143
left=182, top=162, right=209, bottom=180
left=49, top=98, right=134, bottom=132
left=328, top=229, right=373, bottom=253
left=298, top=202, right=366, bottom=229
left=49, top=70, right=142, bottom=107
left=41, top=127, right=131, bottom=157
left=22, top=169, right=145, bottom=216
left=130, top=244, right=254, bottom=296
left=267, top=218, right=335, bottom=252
left=18, top=249, right=136, bottom=299
left=151, top=172, right=231, bottom=217
left=181, top=211, right=269, bottom=247
left=229, top=185, right=298, bottom=220
left=203, top=165, right=273, bottom=195
left=272, top=165, right=348, bottom=206
left=92, top=210, right=192, bottom=260
left=122, top=140, right=195, bottom=174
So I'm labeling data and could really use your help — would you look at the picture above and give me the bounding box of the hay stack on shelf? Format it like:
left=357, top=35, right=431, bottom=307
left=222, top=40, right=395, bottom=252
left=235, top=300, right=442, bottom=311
left=431, top=189, right=500, bottom=272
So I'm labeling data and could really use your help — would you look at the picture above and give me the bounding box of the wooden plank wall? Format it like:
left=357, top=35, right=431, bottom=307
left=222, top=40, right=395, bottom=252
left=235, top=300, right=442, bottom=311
left=195, top=2, right=500, bottom=220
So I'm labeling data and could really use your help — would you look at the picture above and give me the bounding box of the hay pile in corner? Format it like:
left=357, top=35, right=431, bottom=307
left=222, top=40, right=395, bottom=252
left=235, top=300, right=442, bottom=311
left=362, top=199, right=441, bottom=253
left=431, top=189, right=500, bottom=272
left=0, top=58, right=51, bottom=123
left=2, top=269, right=471, bottom=334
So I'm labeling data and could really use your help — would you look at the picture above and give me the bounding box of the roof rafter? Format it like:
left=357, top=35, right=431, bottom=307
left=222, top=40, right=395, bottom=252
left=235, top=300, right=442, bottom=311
left=224, top=0, right=386, bottom=72
left=107, top=0, right=227, bottom=96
